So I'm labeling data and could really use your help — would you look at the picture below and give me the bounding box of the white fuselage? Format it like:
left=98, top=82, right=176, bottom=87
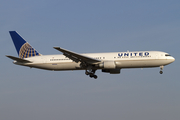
left=14, top=51, right=175, bottom=71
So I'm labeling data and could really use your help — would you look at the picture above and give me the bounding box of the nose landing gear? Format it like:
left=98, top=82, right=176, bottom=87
left=159, top=66, right=164, bottom=74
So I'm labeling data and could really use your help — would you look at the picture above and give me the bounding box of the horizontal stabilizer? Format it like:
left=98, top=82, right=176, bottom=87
left=6, top=55, right=32, bottom=63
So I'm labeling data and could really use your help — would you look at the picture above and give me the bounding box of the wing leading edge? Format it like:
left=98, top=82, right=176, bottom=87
left=53, top=47, right=101, bottom=64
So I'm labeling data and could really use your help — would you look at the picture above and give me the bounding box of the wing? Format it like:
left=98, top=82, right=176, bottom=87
left=6, top=55, right=32, bottom=63
left=53, top=47, right=101, bottom=64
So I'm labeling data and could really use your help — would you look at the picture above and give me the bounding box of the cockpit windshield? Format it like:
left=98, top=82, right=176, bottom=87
left=165, top=54, right=171, bottom=56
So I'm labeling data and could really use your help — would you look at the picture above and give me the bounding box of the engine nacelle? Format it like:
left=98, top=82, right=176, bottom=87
left=99, top=61, right=116, bottom=69
left=102, top=69, right=121, bottom=74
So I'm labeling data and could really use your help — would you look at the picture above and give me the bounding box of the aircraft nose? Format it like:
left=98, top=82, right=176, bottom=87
left=169, top=56, right=175, bottom=63
left=166, top=56, right=175, bottom=63
left=172, top=57, right=175, bottom=62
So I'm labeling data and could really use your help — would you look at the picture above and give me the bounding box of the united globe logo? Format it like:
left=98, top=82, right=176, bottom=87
left=19, top=43, right=41, bottom=58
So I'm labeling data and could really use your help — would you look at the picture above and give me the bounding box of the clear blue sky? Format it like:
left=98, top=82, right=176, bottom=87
left=1, top=0, right=180, bottom=120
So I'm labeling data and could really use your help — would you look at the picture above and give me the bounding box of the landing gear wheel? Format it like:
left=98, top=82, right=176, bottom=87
left=89, top=74, right=94, bottom=78
left=160, top=71, right=163, bottom=74
left=94, top=75, right=97, bottom=79
left=85, top=71, right=89, bottom=75
left=89, top=74, right=98, bottom=79
left=85, top=68, right=98, bottom=79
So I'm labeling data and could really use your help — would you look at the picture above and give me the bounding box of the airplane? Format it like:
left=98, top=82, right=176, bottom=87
left=6, top=31, right=175, bottom=79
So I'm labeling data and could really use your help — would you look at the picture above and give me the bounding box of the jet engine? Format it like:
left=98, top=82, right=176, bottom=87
left=99, top=61, right=116, bottom=69
left=98, top=61, right=120, bottom=74
left=102, top=69, right=121, bottom=74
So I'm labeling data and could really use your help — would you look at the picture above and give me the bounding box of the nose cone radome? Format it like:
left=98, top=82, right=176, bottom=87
left=172, top=57, right=175, bottom=62
left=168, top=56, right=175, bottom=63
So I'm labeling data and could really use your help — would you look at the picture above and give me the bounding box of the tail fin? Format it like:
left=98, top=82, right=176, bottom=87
left=9, top=31, right=41, bottom=58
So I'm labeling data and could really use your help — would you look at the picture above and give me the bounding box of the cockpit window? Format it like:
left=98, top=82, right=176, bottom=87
left=165, top=54, right=171, bottom=56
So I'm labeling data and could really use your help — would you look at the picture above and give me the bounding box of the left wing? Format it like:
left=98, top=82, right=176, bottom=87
left=53, top=47, right=101, bottom=64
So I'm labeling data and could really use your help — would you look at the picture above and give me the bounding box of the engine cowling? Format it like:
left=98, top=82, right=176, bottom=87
left=99, top=61, right=120, bottom=74
left=102, top=69, right=121, bottom=74
left=99, top=61, right=116, bottom=69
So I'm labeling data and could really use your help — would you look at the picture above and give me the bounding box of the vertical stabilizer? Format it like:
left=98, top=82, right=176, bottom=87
left=9, top=31, right=41, bottom=58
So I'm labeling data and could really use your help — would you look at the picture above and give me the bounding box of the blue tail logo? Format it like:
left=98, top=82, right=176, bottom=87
left=9, top=31, right=41, bottom=59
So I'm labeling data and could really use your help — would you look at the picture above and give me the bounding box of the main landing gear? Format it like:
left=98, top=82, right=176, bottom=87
left=85, top=69, right=97, bottom=79
left=159, top=66, right=164, bottom=74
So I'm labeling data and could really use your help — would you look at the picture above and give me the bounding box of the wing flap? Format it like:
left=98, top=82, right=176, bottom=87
left=6, top=55, right=32, bottom=63
left=53, top=47, right=101, bottom=64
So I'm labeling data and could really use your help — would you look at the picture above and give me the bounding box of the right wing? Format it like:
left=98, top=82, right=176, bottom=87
left=53, top=47, right=101, bottom=64
left=6, top=55, right=32, bottom=63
